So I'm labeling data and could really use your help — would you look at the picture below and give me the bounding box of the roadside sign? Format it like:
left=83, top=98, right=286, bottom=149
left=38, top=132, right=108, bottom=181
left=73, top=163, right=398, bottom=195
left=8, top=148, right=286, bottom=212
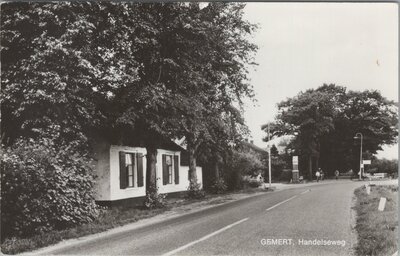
left=378, top=197, right=386, bottom=211
left=292, top=156, right=298, bottom=165
left=292, top=156, right=299, bottom=171
left=363, top=160, right=371, bottom=165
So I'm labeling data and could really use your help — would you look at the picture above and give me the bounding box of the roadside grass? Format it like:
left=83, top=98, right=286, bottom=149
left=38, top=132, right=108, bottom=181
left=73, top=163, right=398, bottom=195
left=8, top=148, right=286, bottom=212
left=1, top=186, right=271, bottom=254
left=1, top=206, right=168, bottom=255
left=353, top=185, right=398, bottom=256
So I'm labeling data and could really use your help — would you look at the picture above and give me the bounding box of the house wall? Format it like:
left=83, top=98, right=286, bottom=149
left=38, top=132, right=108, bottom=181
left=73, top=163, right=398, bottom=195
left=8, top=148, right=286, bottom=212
left=156, top=149, right=203, bottom=194
left=179, top=165, right=203, bottom=189
left=109, top=145, right=147, bottom=201
left=95, top=145, right=203, bottom=203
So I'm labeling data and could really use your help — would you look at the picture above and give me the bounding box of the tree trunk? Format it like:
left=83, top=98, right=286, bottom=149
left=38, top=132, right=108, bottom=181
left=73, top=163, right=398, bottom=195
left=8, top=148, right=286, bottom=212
left=188, top=145, right=198, bottom=184
left=315, top=156, right=319, bottom=171
left=308, top=156, right=313, bottom=181
left=214, top=160, right=220, bottom=180
left=146, top=146, right=157, bottom=193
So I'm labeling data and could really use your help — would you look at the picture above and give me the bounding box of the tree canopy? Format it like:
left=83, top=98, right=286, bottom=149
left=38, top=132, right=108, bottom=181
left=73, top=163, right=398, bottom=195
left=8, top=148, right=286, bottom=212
left=264, top=84, right=398, bottom=178
left=1, top=2, right=258, bottom=206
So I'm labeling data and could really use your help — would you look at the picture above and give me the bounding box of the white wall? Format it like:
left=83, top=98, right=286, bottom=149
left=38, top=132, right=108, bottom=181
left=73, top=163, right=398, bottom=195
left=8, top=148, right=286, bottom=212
left=156, top=148, right=203, bottom=194
left=96, top=145, right=203, bottom=201
left=157, top=165, right=203, bottom=194
left=156, top=149, right=183, bottom=194
left=109, top=145, right=147, bottom=201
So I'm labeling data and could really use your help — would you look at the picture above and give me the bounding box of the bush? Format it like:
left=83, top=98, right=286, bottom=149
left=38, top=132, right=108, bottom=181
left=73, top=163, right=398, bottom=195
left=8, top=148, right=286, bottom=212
left=143, top=185, right=167, bottom=209
left=225, top=150, right=265, bottom=190
left=1, top=136, right=99, bottom=239
left=244, top=179, right=262, bottom=188
left=279, top=169, right=293, bottom=182
left=187, top=179, right=206, bottom=199
left=210, top=178, right=228, bottom=194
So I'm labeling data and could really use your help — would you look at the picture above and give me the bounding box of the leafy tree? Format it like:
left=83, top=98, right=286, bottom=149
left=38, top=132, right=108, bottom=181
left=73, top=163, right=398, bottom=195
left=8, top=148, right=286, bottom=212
left=368, top=158, right=398, bottom=175
left=115, top=3, right=258, bottom=190
left=2, top=3, right=258, bottom=220
left=1, top=2, right=142, bottom=236
left=270, top=144, right=279, bottom=156
left=1, top=2, right=143, bottom=144
left=175, top=3, right=257, bottom=186
left=1, top=1, right=183, bottom=231
left=109, top=3, right=257, bottom=194
left=265, top=84, right=398, bottom=179
left=263, top=84, right=340, bottom=180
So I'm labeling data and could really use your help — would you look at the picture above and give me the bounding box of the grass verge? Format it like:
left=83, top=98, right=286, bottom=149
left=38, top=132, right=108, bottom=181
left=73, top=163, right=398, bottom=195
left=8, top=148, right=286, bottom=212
left=1, top=206, right=168, bottom=255
left=353, top=185, right=398, bottom=256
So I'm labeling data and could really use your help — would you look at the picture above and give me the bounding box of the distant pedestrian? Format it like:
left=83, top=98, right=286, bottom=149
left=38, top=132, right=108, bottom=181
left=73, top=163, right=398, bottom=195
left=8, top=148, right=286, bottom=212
left=334, top=170, right=340, bottom=180
left=319, top=168, right=324, bottom=181
left=316, top=170, right=321, bottom=182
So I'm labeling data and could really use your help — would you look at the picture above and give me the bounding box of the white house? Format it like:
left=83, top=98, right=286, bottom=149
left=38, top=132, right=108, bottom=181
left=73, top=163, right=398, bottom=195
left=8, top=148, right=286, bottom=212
left=92, top=139, right=202, bottom=207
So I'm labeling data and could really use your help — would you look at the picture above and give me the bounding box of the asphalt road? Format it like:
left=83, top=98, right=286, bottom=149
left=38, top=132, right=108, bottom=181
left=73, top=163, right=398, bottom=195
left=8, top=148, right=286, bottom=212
left=46, top=181, right=363, bottom=256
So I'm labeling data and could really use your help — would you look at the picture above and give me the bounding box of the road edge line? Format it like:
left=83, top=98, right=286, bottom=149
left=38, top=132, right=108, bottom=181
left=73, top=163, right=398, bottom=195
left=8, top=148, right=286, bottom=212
left=300, top=189, right=310, bottom=194
left=161, top=218, right=249, bottom=256
left=266, top=195, right=298, bottom=211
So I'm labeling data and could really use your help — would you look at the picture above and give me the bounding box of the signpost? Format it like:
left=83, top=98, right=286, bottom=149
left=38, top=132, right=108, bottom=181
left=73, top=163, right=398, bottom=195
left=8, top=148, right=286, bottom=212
left=267, top=123, right=272, bottom=188
left=363, top=160, right=371, bottom=165
left=292, top=156, right=299, bottom=182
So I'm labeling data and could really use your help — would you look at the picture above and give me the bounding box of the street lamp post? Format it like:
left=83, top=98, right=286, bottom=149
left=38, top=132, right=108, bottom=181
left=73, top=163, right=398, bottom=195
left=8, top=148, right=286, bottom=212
left=354, top=133, right=363, bottom=180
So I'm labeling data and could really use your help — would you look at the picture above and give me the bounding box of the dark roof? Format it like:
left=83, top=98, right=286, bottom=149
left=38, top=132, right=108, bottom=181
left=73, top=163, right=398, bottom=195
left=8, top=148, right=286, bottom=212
left=93, top=126, right=185, bottom=152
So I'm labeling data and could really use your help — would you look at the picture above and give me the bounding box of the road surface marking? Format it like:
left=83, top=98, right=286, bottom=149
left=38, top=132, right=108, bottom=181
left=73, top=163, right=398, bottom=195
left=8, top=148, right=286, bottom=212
left=300, top=189, right=310, bottom=195
left=266, top=195, right=297, bottom=211
left=161, top=218, right=249, bottom=256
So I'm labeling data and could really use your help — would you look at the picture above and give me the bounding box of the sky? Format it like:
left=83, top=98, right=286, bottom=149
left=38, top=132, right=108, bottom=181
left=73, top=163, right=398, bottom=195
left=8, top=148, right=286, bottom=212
left=242, top=3, right=398, bottom=159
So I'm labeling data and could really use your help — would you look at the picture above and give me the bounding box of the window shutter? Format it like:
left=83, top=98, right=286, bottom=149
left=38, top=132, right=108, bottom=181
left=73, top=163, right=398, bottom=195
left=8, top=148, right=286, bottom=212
left=131, top=153, right=135, bottom=187
left=119, top=152, right=127, bottom=189
left=162, top=155, right=168, bottom=185
left=137, top=153, right=144, bottom=187
left=174, top=155, right=179, bottom=184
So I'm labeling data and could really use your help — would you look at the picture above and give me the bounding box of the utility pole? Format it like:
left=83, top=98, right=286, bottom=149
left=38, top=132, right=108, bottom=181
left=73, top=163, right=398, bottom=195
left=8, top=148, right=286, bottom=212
left=354, top=133, right=363, bottom=180
left=268, top=123, right=272, bottom=188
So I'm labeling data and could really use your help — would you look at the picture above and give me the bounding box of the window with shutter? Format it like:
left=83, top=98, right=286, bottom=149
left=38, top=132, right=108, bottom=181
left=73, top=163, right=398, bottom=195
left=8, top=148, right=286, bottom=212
left=126, top=153, right=135, bottom=187
left=163, top=154, right=174, bottom=185
left=119, top=151, right=142, bottom=189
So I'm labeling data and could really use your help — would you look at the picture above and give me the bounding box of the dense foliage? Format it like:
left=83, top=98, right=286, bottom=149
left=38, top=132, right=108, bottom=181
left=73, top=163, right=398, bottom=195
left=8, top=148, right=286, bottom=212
left=1, top=2, right=139, bottom=239
left=1, top=2, right=258, bottom=239
left=210, top=178, right=228, bottom=194
left=367, top=158, right=398, bottom=175
left=264, top=84, right=398, bottom=179
left=224, top=145, right=266, bottom=190
left=143, top=185, right=167, bottom=209
left=1, top=134, right=98, bottom=238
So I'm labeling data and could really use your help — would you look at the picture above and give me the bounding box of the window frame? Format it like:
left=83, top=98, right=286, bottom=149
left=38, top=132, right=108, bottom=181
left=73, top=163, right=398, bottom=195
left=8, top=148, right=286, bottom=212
left=125, top=152, right=137, bottom=188
left=165, top=154, right=173, bottom=185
